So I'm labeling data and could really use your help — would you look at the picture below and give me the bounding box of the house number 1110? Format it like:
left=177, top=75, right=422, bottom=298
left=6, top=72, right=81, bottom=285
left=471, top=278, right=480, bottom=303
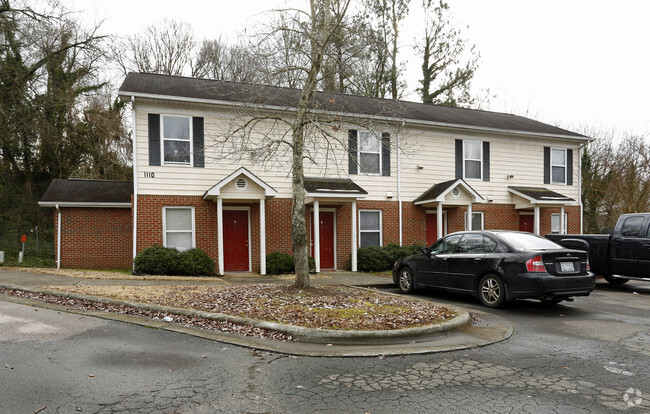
left=143, top=172, right=155, bottom=178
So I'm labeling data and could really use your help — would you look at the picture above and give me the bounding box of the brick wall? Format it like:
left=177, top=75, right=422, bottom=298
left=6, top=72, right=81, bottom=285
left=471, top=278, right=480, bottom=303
left=55, top=207, right=132, bottom=269
left=131, top=196, right=582, bottom=273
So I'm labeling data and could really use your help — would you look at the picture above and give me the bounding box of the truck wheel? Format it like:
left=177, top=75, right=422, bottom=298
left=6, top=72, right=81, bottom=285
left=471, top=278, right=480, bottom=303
left=603, top=274, right=629, bottom=285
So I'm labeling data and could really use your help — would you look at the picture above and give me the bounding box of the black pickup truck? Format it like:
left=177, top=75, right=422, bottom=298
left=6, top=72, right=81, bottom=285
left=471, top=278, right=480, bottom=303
left=546, top=213, right=650, bottom=285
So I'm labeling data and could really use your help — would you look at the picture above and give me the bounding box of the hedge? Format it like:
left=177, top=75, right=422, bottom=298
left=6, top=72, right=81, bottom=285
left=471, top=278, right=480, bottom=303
left=265, top=252, right=316, bottom=275
left=133, top=245, right=215, bottom=276
left=357, top=243, right=426, bottom=272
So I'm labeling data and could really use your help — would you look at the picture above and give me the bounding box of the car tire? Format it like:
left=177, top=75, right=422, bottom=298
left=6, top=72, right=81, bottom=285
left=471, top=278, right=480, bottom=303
left=603, top=274, right=629, bottom=285
left=478, top=274, right=506, bottom=308
left=398, top=267, right=415, bottom=294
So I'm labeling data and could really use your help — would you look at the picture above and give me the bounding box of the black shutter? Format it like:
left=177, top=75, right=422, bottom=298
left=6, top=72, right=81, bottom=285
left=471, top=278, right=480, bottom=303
left=148, top=114, right=161, bottom=166
left=455, top=139, right=463, bottom=179
left=543, top=147, right=550, bottom=184
left=567, top=149, right=573, bottom=185
left=482, top=141, right=490, bottom=181
left=381, top=132, right=390, bottom=176
left=348, top=130, right=358, bottom=175
left=193, top=117, right=204, bottom=168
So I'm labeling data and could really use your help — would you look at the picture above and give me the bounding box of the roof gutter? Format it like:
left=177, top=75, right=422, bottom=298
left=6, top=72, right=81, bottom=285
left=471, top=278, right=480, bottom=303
left=119, top=91, right=592, bottom=143
left=38, top=202, right=131, bottom=208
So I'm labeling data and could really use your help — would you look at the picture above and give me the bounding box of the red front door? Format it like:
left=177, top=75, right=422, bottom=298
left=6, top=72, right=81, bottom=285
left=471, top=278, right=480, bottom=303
left=223, top=210, right=249, bottom=271
left=519, top=215, right=533, bottom=233
left=426, top=214, right=439, bottom=246
left=311, top=212, right=335, bottom=269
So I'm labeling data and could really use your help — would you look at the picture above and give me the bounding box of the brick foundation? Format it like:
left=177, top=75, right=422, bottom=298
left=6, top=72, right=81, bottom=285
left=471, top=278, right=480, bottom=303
left=54, top=196, right=582, bottom=271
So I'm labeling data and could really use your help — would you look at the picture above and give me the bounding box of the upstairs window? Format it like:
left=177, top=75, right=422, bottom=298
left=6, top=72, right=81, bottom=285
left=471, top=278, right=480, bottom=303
left=551, top=148, right=566, bottom=184
left=358, top=131, right=381, bottom=174
left=163, top=115, right=192, bottom=165
left=463, top=140, right=482, bottom=180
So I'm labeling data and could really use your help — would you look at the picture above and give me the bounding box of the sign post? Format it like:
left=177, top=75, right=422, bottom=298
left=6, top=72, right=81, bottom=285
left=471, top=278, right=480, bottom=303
left=18, top=235, right=26, bottom=263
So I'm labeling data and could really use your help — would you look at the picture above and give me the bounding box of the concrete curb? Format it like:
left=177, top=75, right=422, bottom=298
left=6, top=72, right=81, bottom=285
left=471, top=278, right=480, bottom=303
left=0, top=282, right=470, bottom=344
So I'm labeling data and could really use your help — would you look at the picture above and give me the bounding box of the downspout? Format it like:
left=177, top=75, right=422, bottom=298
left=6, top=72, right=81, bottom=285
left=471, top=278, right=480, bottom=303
left=578, top=143, right=586, bottom=234
left=55, top=204, right=61, bottom=269
left=131, top=96, right=138, bottom=270
left=397, top=121, right=404, bottom=246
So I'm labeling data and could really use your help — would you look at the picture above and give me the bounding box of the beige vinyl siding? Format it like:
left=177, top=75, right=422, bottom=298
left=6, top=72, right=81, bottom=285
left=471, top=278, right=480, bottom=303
left=134, top=100, right=582, bottom=204
left=398, top=127, right=581, bottom=204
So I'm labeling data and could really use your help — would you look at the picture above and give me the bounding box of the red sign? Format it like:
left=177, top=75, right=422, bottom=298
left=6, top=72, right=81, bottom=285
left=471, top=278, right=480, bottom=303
left=21, top=235, right=27, bottom=242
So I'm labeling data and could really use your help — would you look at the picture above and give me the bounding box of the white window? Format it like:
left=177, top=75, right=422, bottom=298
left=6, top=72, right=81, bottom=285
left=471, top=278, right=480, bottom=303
left=463, top=140, right=482, bottom=180
left=358, top=131, right=381, bottom=174
left=163, top=207, right=195, bottom=251
left=359, top=210, right=382, bottom=247
left=464, top=211, right=484, bottom=230
left=551, top=213, right=568, bottom=234
left=551, top=148, right=566, bottom=184
left=162, top=115, right=192, bottom=165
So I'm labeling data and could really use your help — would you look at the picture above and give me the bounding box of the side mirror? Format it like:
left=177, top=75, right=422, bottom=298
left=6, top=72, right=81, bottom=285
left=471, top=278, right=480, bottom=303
left=422, top=247, right=429, bottom=255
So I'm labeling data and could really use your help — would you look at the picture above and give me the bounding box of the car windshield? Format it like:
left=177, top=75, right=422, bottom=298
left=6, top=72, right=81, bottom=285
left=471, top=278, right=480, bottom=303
left=497, top=232, right=563, bottom=251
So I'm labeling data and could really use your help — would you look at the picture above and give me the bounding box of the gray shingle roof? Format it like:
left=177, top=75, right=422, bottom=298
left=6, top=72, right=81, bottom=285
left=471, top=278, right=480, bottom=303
left=508, top=186, right=574, bottom=202
left=304, top=177, right=367, bottom=196
left=40, top=179, right=133, bottom=204
left=119, top=72, right=587, bottom=139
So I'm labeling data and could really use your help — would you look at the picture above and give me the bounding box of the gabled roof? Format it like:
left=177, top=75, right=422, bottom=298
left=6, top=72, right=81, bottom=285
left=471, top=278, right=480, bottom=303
left=304, top=177, right=367, bottom=198
left=39, top=179, right=133, bottom=207
left=203, top=167, right=277, bottom=199
left=414, top=179, right=484, bottom=205
left=508, top=186, right=575, bottom=204
left=119, top=72, right=588, bottom=140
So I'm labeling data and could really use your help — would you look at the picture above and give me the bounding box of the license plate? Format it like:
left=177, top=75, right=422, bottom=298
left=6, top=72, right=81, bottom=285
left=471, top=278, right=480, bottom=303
left=560, top=262, right=574, bottom=272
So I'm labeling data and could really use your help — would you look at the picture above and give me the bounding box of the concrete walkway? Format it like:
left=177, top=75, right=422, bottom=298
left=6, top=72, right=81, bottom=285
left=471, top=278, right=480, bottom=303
left=0, top=268, right=513, bottom=356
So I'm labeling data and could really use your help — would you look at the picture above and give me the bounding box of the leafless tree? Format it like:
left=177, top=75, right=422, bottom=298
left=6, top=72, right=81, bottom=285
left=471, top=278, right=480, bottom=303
left=582, top=131, right=650, bottom=232
left=114, top=19, right=197, bottom=76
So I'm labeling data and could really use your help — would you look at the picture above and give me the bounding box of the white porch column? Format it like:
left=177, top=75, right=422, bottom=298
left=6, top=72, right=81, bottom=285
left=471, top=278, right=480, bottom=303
left=314, top=200, right=320, bottom=274
left=534, top=206, right=540, bottom=235
left=466, top=203, right=473, bottom=230
left=351, top=201, right=357, bottom=271
left=260, top=199, right=266, bottom=275
left=217, top=198, right=224, bottom=276
left=559, top=206, right=565, bottom=234
left=437, top=203, right=443, bottom=240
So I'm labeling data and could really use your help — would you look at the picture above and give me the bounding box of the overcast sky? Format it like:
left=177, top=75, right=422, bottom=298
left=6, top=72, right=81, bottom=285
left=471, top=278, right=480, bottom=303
left=72, top=0, right=649, bottom=137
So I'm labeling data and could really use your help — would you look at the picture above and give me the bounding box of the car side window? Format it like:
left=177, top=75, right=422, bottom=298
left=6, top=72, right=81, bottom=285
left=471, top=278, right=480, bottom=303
left=484, top=236, right=498, bottom=253
left=430, top=234, right=463, bottom=255
left=646, top=223, right=650, bottom=238
left=621, top=216, right=645, bottom=237
left=456, top=234, right=485, bottom=254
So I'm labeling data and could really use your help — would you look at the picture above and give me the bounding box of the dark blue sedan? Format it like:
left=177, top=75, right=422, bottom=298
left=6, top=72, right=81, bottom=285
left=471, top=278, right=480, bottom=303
left=392, top=230, right=595, bottom=308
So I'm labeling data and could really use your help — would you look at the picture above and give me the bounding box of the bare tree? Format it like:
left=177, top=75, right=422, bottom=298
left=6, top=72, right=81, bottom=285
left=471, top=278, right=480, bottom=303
left=114, top=19, right=196, bottom=76
left=582, top=132, right=650, bottom=232
left=193, top=37, right=267, bottom=83
left=418, top=0, right=479, bottom=107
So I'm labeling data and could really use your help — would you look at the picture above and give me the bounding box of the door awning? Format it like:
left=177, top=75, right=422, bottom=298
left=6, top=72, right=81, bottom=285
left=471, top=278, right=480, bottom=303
left=414, top=179, right=484, bottom=206
left=508, top=186, right=575, bottom=208
left=203, top=167, right=277, bottom=201
left=304, top=177, right=368, bottom=203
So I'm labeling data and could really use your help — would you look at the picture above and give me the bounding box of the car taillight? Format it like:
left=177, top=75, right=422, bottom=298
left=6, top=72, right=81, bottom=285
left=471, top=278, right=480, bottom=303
left=586, top=257, right=590, bottom=271
left=526, top=255, right=546, bottom=272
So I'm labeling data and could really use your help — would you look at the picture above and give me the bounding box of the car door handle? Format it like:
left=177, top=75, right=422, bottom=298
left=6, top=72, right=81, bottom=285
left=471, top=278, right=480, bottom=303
left=474, top=258, right=482, bottom=261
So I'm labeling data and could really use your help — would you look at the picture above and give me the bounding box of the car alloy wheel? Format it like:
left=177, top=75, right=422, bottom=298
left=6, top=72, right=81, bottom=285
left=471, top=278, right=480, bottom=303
left=478, top=274, right=505, bottom=308
left=399, top=268, right=414, bottom=294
